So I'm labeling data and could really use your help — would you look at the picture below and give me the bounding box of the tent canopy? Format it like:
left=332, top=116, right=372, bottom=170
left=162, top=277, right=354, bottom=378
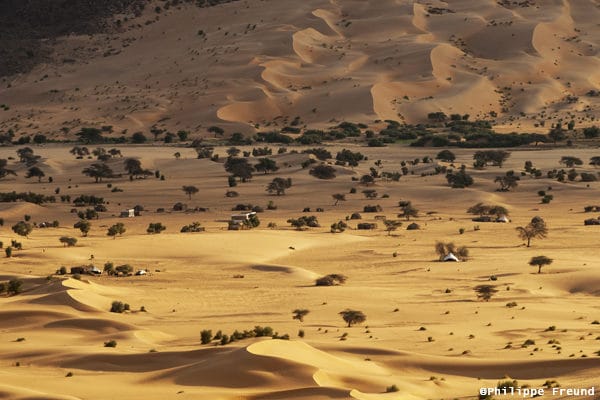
left=443, top=252, right=460, bottom=262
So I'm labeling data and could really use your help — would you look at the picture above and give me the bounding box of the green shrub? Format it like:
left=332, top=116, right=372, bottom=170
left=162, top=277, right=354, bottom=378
left=386, top=385, right=399, bottom=393
left=200, top=330, right=212, bottom=344
left=180, top=222, right=204, bottom=233
left=220, top=334, right=229, bottom=346
left=146, top=222, right=166, bottom=234
left=110, top=301, right=128, bottom=313
left=315, top=274, right=347, bottom=286
left=254, top=326, right=274, bottom=337
left=7, top=279, right=22, bottom=295
left=104, top=340, right=117, bottom=348
left=522, top=339, right=535, bottom=347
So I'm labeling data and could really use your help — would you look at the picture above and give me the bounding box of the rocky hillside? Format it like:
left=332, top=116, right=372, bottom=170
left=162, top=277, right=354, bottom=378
left=0, top=0, right=237, bottom=76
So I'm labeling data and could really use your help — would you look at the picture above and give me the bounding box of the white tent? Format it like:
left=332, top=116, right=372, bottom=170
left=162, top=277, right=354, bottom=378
left=443, top=253, right=460, bottom=262
left=89, top=265, right=101, bottom=275
left=496, top=215, right=509, bottom=223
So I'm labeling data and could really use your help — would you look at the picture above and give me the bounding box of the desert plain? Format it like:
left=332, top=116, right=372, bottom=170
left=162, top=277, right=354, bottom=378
left=0, top=143, right=599, bottom=400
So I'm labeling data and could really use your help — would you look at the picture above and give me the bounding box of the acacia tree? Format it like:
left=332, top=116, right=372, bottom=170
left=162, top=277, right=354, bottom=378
left=360, top=175, right=374, bottom=186
left=70, top=146, right=90, bottom=157
left=474, top=285, right=498, bottom=301
left=362, top=189, right=377, bottom=199
left=399, top=203, right=418, bottom=220
left=124, top=158, right=141, bottom=175
left=446, top=168, right=474, bottom=188
left=107, top=223, right=126, bottom=239
left=266, top=177, right=292, bottom=195
left=467, top=203, right=509, bottom=218
left=59, top=236, right=78, bottom=247
left=516, top=216, right=548, bottom=247
left=255, top=158, right=279, bottom=174
left=208, top=126, right=224, bottom=138
left=495, top=171, right=520, bottom=191
left=147, top=222, right=166, bottom=234
left=12, top=221, right=33, bottom=238
left=473, top=150, right=510, bottom=168
left=309, top=165, right=336, bottom=179
left=182, top=185, right=199, bottom=200
left=332, top=193, right=346, bottom=206
left=384, top=220, right=402, bottom=235
left=195, top=146, right=214, bottom=159
left=436, top=150, right=456, bottom=162
left=82, top=163, right=114, bottom=183
left=0, top=159, right=17, bottom=179
left=25, top=166, right=45, bottom=182
left=292, top=309, right=310, bottom=322
left=17, top=147, right=41, bottom=166
left=74, top=220, right=91, bottom=237
left=339, top=310, right=366, bottom=327
left=529, top=256, right=553, bottom=274
left=226, top=147, right=240, bottom=157
left=330, top=221, right=348, bottom=233
left=225, top=157, right=254, bottom=182
left=560, top=156, right=583, bottom=168
left=331, top=193, right=346, bottom=206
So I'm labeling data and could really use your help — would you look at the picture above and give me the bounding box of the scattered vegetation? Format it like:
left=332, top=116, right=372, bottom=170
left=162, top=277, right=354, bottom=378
left=315, top=274, right=347, bottom=286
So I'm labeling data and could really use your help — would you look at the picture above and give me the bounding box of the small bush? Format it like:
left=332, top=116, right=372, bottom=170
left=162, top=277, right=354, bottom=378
left=357, top=223, right=377, bottom=230
left=180, top=222, right=204, bottom=233
left=315, top=274, right=347, bottom=286
left=110, top=301, right=128, bottom=313
left=200, top=330, right=212, bottom=344
left=522, top=339, right=535, bottom=347
left=497, top=379, right=519, bottom=389
left=7, top=279, right=22, bottom=295
left=147, top=222, right=166, bottom=234
left=386, top=385, right=399, bottom=393
left=309, top=164, right=336, bottom=179
left=104, top=340, right=117, bottom=348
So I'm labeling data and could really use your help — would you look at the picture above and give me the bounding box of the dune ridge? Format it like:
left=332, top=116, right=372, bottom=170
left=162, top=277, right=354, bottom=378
left=1, top=0, right=598, bottom=135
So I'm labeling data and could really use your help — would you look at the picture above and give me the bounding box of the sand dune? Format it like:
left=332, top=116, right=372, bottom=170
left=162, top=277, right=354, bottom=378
left=1, top=0, right=598, bottom=135
left=251, top=265, right=320, bottom=281
left=0, top=385, right=82, bottom=400
left=154, top=344, right=316, bottom=389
